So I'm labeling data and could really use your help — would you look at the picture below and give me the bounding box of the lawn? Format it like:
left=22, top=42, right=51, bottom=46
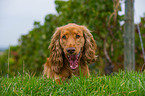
left=0, top=71, right=145, bottom=96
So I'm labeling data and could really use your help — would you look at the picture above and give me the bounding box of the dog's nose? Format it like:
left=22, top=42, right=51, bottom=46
left=66, top=47, right=75, bottom=54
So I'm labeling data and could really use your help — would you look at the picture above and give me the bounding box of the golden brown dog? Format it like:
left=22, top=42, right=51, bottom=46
left=43, top=23, right=96, bottom=84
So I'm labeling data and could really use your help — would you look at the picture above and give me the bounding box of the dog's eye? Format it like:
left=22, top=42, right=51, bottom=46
left=62, top=35, right=66, bottom=39
left=76, top=35, right=80, bottom=38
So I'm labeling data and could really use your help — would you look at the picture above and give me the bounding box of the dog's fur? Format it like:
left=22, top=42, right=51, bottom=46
left=43, top=23, right=96, bottom=84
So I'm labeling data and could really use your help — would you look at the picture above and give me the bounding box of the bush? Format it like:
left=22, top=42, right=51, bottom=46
left=4, top=0, right=145, bottom=76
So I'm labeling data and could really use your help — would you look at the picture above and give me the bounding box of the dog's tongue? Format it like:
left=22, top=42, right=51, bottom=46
left=68, top=55, right=78, bottom=69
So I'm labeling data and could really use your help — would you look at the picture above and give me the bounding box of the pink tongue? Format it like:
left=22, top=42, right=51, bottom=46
left=69, top=55, right=78, bottom=69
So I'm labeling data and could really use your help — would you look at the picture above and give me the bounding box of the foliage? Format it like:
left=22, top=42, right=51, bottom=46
left=135, top=16, right=145, bottom=71
left=2, top=0, right=145, bottom=76
left=0, top=0, right=123, bottom=76
left=0, top=71, right=145, bottom=95
left=0, top=46, right=19, bottom=77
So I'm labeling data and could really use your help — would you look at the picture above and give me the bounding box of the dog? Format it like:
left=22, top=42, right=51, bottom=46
left=43, top=23, right=97, bottom=84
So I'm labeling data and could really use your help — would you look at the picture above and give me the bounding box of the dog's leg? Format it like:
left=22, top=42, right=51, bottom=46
left=43, top=58, right=51, bottom=78
left=54, top=74, right=63, bottom=84
left=81, top=64, right=90, bottom=77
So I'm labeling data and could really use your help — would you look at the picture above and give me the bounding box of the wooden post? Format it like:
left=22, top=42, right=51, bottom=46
left=124, top=0, right=135, bottom=71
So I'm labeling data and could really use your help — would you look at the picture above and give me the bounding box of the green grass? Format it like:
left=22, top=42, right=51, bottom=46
left=0, top=71, right=145, bottom=96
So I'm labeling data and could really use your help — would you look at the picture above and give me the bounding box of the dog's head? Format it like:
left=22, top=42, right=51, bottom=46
left=49, top=23, right=96, bottom=72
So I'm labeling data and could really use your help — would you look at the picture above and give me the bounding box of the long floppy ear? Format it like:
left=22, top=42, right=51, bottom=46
left=49, top=28, right=63, bottom=73
left=81, top=26, right=97, bottom=64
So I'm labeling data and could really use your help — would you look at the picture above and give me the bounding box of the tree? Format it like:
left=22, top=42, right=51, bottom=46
left=0, top=0, right=123, bottom=76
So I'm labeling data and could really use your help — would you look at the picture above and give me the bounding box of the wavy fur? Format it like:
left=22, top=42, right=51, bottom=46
left=81, top=26, right=97, bottom=64
left=44, top=23, right=97, bottom=84
left=49, top=28, right=63, bottom=73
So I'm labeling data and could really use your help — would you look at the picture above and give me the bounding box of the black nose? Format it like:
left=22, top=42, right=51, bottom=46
left=66, top=47, right=75, bottom=54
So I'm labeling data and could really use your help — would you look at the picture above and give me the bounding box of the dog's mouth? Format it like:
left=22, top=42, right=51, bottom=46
left=67, top=51, right=81, bottom=70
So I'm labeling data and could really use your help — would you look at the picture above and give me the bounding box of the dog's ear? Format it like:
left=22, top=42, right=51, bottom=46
left=81, top=26, right=97, bottom=64
left=49, top=27, right=63, bottom=73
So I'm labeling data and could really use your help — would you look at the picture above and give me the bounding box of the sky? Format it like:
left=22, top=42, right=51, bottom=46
left=0, top=0, right=145, bottom=48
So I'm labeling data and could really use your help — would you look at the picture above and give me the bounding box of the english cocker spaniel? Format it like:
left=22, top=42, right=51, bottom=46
left=43, top=23, right=97, bottom=84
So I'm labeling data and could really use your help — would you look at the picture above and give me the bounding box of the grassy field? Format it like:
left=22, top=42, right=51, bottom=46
left=0, top=71, right=145, bottom=96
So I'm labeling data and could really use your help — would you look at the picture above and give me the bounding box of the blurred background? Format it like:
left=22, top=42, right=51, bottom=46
left=0, top=0, right=145, bottom=77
